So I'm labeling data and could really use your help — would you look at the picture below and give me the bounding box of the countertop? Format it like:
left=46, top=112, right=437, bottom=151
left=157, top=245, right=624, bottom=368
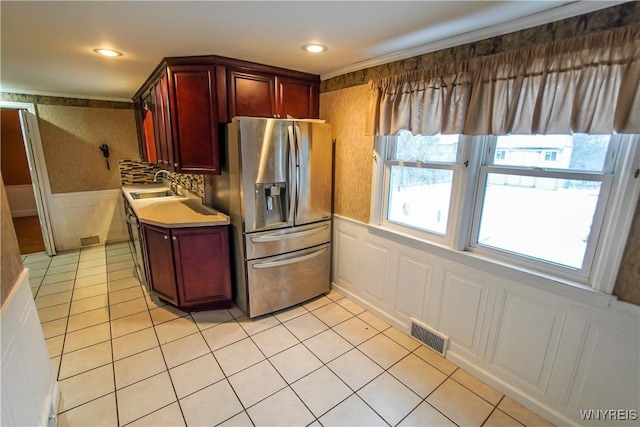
left=122, top=183, right=230, bottom=228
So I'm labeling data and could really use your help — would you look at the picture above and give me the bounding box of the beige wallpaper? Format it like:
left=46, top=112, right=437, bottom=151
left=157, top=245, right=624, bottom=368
left=36, top=105, right=140, bottom=193
left=1, top=175, right=25, bottom=308
left=614, top=200, right=640, bottom=305
left=320, top=85, right=373, bottom=223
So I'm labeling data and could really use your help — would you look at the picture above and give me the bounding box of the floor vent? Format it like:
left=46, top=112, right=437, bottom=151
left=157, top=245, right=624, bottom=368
left=80, top=235, right=100, bottom=247
left=410, top=318, right=449, bottom=356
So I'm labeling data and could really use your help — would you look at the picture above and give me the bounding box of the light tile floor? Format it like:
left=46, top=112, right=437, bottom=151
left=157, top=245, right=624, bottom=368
left=24, top=242, right=555, bottom=427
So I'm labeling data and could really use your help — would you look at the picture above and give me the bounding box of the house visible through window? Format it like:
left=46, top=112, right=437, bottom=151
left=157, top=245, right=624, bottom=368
left=373, top=131, right=636, bottom=285
left=473, top=134, right=614, bottom=274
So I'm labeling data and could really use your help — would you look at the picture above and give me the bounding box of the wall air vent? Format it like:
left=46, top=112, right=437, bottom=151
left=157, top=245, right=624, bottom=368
left=80, top=235, right=100, bottom=247
left=410, top=318, right=449, bottom=356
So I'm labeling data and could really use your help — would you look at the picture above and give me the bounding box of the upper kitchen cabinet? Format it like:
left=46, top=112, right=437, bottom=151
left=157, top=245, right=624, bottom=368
left=221, top=58, right=320, bottom=120
left=133, top=62, right=221, bottom=174
left=275, top=75, right=319, bottom=120
left=227, top=69, right=276, bottom=118
left=133, top=55, right=320, bottom=172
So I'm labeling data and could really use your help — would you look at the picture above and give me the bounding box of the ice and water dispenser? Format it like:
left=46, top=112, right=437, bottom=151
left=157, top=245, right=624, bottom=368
left=252, top=122, right=291, bottom=230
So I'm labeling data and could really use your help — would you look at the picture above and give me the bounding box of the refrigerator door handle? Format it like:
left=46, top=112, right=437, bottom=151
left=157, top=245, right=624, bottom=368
left=287, top=125, right=297, bottom=225
left=252, top=246, right=328, bottom=269
left=250, top=224, right=329, bottom=243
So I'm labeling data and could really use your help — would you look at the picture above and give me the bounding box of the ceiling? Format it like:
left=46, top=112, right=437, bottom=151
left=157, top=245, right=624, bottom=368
left=0, top=1, right=622, bottom=102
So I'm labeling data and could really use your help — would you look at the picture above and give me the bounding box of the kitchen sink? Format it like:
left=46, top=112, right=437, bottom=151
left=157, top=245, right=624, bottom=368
left=130, top=190, right=177, bottom=200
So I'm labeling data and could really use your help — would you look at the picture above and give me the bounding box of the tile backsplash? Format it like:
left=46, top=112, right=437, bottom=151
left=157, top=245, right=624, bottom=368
left=118, top=159, right=205, bottom=198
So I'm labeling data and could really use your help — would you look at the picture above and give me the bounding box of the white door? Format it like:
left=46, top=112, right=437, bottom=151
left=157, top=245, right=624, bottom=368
left=17, top=107, right=56, bottom=256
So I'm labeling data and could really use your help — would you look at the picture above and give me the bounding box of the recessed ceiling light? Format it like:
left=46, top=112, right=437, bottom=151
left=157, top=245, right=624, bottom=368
left=93, top=48, right=123, bottom=57
left=303, top=44, right=327, bottom=53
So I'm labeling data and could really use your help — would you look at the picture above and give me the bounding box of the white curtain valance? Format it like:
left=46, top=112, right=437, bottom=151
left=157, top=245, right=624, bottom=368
left=369, top=25, right=640, bottom=136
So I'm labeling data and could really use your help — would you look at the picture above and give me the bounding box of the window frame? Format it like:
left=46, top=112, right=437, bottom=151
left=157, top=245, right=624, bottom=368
left=372, top=133, right=466, bottom=246
left=371, top=132, right=640, bottom=292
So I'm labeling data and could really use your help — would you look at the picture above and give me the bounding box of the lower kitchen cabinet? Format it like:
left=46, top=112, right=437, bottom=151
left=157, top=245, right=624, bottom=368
left=141, top=223, right=232, bottom=310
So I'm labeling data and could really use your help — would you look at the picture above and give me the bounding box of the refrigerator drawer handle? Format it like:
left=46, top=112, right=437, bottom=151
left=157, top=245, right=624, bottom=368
left=252, top=247, right=328, bottom=269
left=250, top=224, right=329, bottom=243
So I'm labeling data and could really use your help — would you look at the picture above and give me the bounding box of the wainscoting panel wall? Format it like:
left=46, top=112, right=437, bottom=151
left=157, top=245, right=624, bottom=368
left=331, top=215, right=640, bottom=426
left=566, top=315, right=640, bottom=417
left=439, top=270, right=491, bottom=358
left=489, top=290, right=565, bottom=394
left=394, top=252, right=432, bottom=322
left=49, top=189, right=128, bottom=251
left=1, top=270, right=58, bottom=426
left=359, top=239, right=391, bottom=304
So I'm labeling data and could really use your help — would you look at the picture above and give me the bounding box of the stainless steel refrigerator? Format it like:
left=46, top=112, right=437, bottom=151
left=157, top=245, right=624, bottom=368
left=209, top=117, right=333, bottom=318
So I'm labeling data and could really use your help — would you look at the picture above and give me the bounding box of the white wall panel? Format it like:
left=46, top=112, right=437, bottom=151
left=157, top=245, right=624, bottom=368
left=49, top=189, right=128, bottom=251
left=395, top=253, right=432, bottom=321
left=438, top=271, right=489, bottom=355
left=566, top=320, right=640, bottom=423
left=360, top=239, right=390, bottom=303
left=334, top=229, right=359, bottom=289
left=491, top=291, right=565, bottom=393
left=1, top=270, right=58, bottom=426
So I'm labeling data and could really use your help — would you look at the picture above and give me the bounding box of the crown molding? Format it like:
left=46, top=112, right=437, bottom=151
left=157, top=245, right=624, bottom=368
left=320, top=0, right=629, bottom=81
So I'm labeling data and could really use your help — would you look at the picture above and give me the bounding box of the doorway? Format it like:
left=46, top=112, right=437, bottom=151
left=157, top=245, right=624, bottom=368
left=1, top=109, right=44, bottom=253
left=0, top=103, right=56, bottom=256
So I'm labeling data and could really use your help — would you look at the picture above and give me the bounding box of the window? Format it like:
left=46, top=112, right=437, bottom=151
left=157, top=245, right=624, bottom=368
left=472, top=135, right=615, bottom=277
left=372, top=132, right=638, bottom=288
left=376, top=131, right=462, bottom=243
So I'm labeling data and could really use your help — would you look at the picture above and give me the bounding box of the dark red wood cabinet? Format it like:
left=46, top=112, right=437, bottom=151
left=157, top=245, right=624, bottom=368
left=275, top=75, right=319, bottom=119
left=167, top=65, right=220, bottom=174
left=133, top=64, right=220, bottom=174
left=133, top=55, right=320, bottom=172
left=141, top=223, right=232, bottom=310
left=141, top=223, right=179, bottom=305
left=228, top=69, right=276, bottom=118
left=226, top=68, right=319, bottom=119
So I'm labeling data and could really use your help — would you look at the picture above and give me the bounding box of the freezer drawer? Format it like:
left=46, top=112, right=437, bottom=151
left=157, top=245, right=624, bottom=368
left=244, top=221, right=330, bottom=260
left=247, top=243, right=330, bottom=317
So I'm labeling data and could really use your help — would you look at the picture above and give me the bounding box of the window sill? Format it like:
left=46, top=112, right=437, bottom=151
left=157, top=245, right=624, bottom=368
left=365, top=221, right=615, bottom=309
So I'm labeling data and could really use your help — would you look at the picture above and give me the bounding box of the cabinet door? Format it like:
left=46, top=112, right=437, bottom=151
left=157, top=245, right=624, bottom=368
left=151, top=73, right=173, bottom=169
left=133, top=97, right=147, bottom=160
left=141, top=224, right=179, bottom=304
left=172, top=226, right=232, bottom=309
left=167, top=65, right=220, bottom=174
left=276, top=76, right=319, bottom=119
left=228, top=69, right=275, bottom=118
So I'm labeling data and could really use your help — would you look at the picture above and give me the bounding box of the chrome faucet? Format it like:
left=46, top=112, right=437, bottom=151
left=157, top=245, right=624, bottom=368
left=153, top=170, right=177, bottom=193
left=153, top=169, right=171, bottom=183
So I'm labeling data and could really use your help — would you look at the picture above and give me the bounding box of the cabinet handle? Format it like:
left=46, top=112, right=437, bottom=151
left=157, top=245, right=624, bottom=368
left=164, top=235, right=168, bottom=240
left=172, top=236, right=177, bottom=240
left=174, top=162, right=178, bottom=168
